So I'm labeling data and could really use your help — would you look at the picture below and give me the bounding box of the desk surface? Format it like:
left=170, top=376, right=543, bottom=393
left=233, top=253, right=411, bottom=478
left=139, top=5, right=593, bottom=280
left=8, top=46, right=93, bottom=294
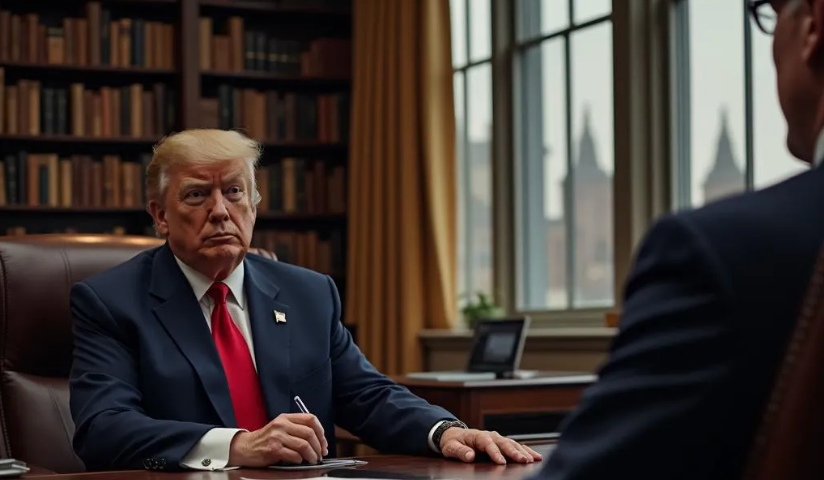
left=24, top=444, right=555, bottom=480
left=395, top=372, right=596, bottom=388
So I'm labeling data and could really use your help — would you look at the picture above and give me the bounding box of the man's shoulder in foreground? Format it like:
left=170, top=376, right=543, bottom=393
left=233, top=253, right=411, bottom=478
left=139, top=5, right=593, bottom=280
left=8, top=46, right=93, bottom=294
left=535, top=166, right=824, bottom=480
left=672, top=163, right=824, bottom=253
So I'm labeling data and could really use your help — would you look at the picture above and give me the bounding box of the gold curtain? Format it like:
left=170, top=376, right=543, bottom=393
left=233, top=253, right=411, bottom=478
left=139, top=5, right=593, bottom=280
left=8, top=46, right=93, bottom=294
left=347, top=0, right=457, bottom=375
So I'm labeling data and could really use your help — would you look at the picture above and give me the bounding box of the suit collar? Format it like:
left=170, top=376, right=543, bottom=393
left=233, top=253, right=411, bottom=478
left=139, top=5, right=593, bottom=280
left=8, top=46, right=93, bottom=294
left=149, top=243, right=289, bottom=427
left=173, top=255, right=246, bottom=309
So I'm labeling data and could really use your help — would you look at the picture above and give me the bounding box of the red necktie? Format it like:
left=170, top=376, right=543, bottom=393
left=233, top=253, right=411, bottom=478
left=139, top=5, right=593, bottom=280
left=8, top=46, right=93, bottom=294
left=207, top=282, right=268, bottom=431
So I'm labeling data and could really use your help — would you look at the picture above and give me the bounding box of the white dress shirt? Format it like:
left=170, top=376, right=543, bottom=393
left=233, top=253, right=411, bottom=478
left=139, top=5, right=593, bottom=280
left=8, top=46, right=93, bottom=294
left=175, top=256, right=249, bottom=471
left=172, top=256, right=446, bottom=471
left=814, top=128, right=824, bottom=166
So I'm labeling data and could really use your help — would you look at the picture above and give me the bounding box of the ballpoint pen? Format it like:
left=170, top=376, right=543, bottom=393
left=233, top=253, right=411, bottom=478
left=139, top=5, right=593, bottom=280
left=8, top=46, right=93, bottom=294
left=294, top=396, right=323, bottom=461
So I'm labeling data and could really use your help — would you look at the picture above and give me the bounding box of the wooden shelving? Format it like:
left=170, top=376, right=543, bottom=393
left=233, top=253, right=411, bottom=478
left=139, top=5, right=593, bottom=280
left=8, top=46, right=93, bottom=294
left=201, top=70, right=349, bottom=88
left=198, top=0, right=350, bottom=16
left=0, top=134, right=162, bottom=145
left=0, top=62, right=176, bottom=77
left=0, top=0, right=352, bottom=293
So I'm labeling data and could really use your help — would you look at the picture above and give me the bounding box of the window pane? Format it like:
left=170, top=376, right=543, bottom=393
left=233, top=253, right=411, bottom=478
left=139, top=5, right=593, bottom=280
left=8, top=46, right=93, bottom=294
left=570, top=22, right=614, bottom=308
left=573, top=0, right=610, bottom=25
left=751, top=16, right=808, bottom=188
left=463, top=64, right=493, bottom=297
left=688, top=0, right=746, bottom=207
left=450, top=0, right=466, bottom=67
left=516, top=0, right=568, bottom=41
left=455, top=72, right=467, bottom=299
left=469, top=0, right=491, bottom=62
left=516, top=38, right=567, bottom=311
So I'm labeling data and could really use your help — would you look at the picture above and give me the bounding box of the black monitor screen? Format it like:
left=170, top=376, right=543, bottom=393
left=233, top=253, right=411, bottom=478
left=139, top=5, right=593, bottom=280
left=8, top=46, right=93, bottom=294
left=467, top=318, right=529, bottom=373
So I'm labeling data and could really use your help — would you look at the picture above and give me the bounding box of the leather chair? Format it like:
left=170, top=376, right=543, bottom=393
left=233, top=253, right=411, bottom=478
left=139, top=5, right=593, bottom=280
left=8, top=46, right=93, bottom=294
left=0, top=233, right=276, bottom=473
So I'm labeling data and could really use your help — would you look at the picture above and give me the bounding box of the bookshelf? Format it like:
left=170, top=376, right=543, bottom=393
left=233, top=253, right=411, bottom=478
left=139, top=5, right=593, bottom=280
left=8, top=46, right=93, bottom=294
left=0, top=0, right=352, bottom=306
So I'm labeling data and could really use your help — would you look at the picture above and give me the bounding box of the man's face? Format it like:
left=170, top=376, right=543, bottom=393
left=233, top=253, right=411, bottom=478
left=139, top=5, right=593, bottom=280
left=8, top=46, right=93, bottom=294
left=150, top=160, right=256, bottom=278
left=773, top=0, right=824, bottom=160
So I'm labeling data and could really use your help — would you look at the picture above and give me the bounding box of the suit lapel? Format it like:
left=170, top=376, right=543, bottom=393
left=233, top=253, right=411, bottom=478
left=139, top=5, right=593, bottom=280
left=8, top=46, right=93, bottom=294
left=149, top=244, right=237, bottom=427
left=244, top=260, right=291, bottom=419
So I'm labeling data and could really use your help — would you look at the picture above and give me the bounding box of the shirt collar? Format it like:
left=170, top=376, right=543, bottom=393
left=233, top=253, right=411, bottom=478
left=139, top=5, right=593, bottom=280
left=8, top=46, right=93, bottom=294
left=814, top=128, right=824, bottom=167
left=173, top=255, right=246, bottom=310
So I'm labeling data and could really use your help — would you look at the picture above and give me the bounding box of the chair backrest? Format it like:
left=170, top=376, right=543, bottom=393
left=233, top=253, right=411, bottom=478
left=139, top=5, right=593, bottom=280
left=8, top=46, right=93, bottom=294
left=0, top=233, right=276, bottom=473
left=742, top=247, right=824, bottom=480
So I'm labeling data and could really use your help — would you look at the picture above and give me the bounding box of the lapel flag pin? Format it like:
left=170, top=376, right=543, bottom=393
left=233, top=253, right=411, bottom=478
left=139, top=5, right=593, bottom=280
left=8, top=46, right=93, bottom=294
left=274, top=310, right=287, bottom=323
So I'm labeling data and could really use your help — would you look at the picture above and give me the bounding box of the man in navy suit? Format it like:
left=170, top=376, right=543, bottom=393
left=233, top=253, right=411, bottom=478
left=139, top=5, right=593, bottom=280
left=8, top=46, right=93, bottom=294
left=69, top=129, right=542, bottom=472
left=528, top=1, right=824, bottom=479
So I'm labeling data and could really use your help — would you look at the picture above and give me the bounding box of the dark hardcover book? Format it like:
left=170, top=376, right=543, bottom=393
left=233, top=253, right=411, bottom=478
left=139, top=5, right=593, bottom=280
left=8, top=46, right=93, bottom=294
left=166, top=89, right=177, bottom=132
left=4, top=155, right=17, bottom=205
left=153, top=83, right=166, bottom=134
left=133, top=19, right=144, bottom=67
left=120, top=86, right=130, bottom=135
left=217, top=85, right=231, bottom=130
left=295, top=158, right=306, bottom=212
left=269, top=162, right=282, bottom=211
left=56, top=88, right=68, bottom=135
left=255, top=31, right=267, bottom=71
left=101, top=8, right=111, bottom=65
left=42, top=87, right=55, bottom=135
left=244, top=31, right=255, bottom=71
left=38, top=163, right=48, bottom=206
left=16, top=151, right=26, bottom=207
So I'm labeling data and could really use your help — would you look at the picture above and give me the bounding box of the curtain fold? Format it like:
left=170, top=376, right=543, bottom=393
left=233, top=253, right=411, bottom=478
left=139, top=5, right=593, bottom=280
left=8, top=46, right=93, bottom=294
left=347, top=0, right=456, bottom=375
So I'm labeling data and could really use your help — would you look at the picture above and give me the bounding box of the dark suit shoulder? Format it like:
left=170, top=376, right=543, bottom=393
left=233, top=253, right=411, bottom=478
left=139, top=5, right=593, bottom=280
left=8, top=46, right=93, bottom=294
left=676, top=165, right=824, bottom=244
left=245, top=251, right=331, bottom=283
left=661, top=167, right=824, bottom=293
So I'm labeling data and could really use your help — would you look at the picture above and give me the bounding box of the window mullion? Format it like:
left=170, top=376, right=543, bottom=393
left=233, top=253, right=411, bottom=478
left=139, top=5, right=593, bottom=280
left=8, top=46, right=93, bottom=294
left=743, top=0, right=755, bottom=191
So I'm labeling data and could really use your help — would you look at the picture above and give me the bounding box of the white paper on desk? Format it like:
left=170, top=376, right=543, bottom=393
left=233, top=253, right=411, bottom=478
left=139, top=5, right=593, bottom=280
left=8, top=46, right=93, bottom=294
left=265, top=459, right=368, bottom=471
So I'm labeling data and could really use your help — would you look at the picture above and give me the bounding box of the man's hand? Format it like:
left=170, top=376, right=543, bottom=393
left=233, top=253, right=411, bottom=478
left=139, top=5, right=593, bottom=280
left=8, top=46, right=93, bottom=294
left=228, top=413, right=329, bottom=467
left=439, top=428, right=543, bottom=465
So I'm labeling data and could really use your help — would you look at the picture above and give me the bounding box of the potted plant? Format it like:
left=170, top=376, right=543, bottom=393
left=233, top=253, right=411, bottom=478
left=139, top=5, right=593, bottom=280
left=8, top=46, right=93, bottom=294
left=459, top=292, right=505, bottom=328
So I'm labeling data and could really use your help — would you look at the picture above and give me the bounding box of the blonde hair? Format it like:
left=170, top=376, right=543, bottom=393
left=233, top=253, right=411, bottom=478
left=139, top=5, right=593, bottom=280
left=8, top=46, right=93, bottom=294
left=146, top=129, right=263, bottom=206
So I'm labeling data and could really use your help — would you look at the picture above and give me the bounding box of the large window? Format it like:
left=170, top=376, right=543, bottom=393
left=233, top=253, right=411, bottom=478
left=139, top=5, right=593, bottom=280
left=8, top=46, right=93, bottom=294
left=673, top=0, right=808, bottom=209
left=452, top=0, right=493, bottom=301
left=446, top=0, right=808, bottom=325
left=514, top=0, right=614, bottom=311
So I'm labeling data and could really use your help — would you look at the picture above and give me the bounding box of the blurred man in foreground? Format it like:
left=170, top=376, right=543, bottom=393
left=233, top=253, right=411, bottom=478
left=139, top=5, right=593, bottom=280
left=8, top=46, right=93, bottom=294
left=531, top=1, right=824, bottom=478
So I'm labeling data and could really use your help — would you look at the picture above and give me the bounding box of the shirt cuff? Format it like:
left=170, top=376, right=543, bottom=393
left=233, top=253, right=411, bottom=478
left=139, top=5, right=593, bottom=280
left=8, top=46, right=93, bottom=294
left=180, top=428, right=245, bottom=470
left=427, top=420, right=447, bottom=453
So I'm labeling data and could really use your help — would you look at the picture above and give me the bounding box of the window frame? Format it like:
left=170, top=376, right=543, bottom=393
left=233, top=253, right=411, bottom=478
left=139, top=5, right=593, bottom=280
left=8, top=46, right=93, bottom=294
left=450, top=0, right=676, bottom=329
left=670, top=0, right=762, bottom=210
left=453, top=0, right=494, bottom=309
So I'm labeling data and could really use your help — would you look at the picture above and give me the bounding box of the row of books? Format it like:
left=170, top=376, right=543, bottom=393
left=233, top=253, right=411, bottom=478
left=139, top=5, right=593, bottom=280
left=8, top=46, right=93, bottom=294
left=251, top=229, right=345, bottom=276
left=0, top=3, right=175, bottom=69
left=200, top=16, right=350, bottom=77
left=0, top=152, right=150, bottom=208
left=255, top=159, right=346, bottom=214
left=0, top=72, right=177, bottom=138
left=199, top=86, right=349, bottom=143
left=0, top=151, right=346, bottom=214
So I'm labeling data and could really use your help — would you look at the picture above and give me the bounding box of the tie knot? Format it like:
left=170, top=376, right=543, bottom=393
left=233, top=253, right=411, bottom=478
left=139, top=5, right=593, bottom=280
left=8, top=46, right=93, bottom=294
left=207, top=282, right=230, bottom=304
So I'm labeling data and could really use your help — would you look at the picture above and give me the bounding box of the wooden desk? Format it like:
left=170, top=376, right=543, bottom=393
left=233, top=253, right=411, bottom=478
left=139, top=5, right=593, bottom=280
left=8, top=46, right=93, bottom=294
left=394, top=372, right=595, bottom=439
left=23, top=444, right=555, bottom=480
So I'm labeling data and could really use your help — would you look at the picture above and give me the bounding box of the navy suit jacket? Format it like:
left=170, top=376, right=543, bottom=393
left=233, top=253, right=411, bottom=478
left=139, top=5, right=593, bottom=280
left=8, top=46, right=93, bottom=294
left=534, top=164, right=824, bottom=479
left=69, top=243, right=455, bottom=471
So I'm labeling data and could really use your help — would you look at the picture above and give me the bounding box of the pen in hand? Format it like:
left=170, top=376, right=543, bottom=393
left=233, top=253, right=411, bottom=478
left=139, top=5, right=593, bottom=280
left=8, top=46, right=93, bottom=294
left=294, top=395, right=324, bottom=462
